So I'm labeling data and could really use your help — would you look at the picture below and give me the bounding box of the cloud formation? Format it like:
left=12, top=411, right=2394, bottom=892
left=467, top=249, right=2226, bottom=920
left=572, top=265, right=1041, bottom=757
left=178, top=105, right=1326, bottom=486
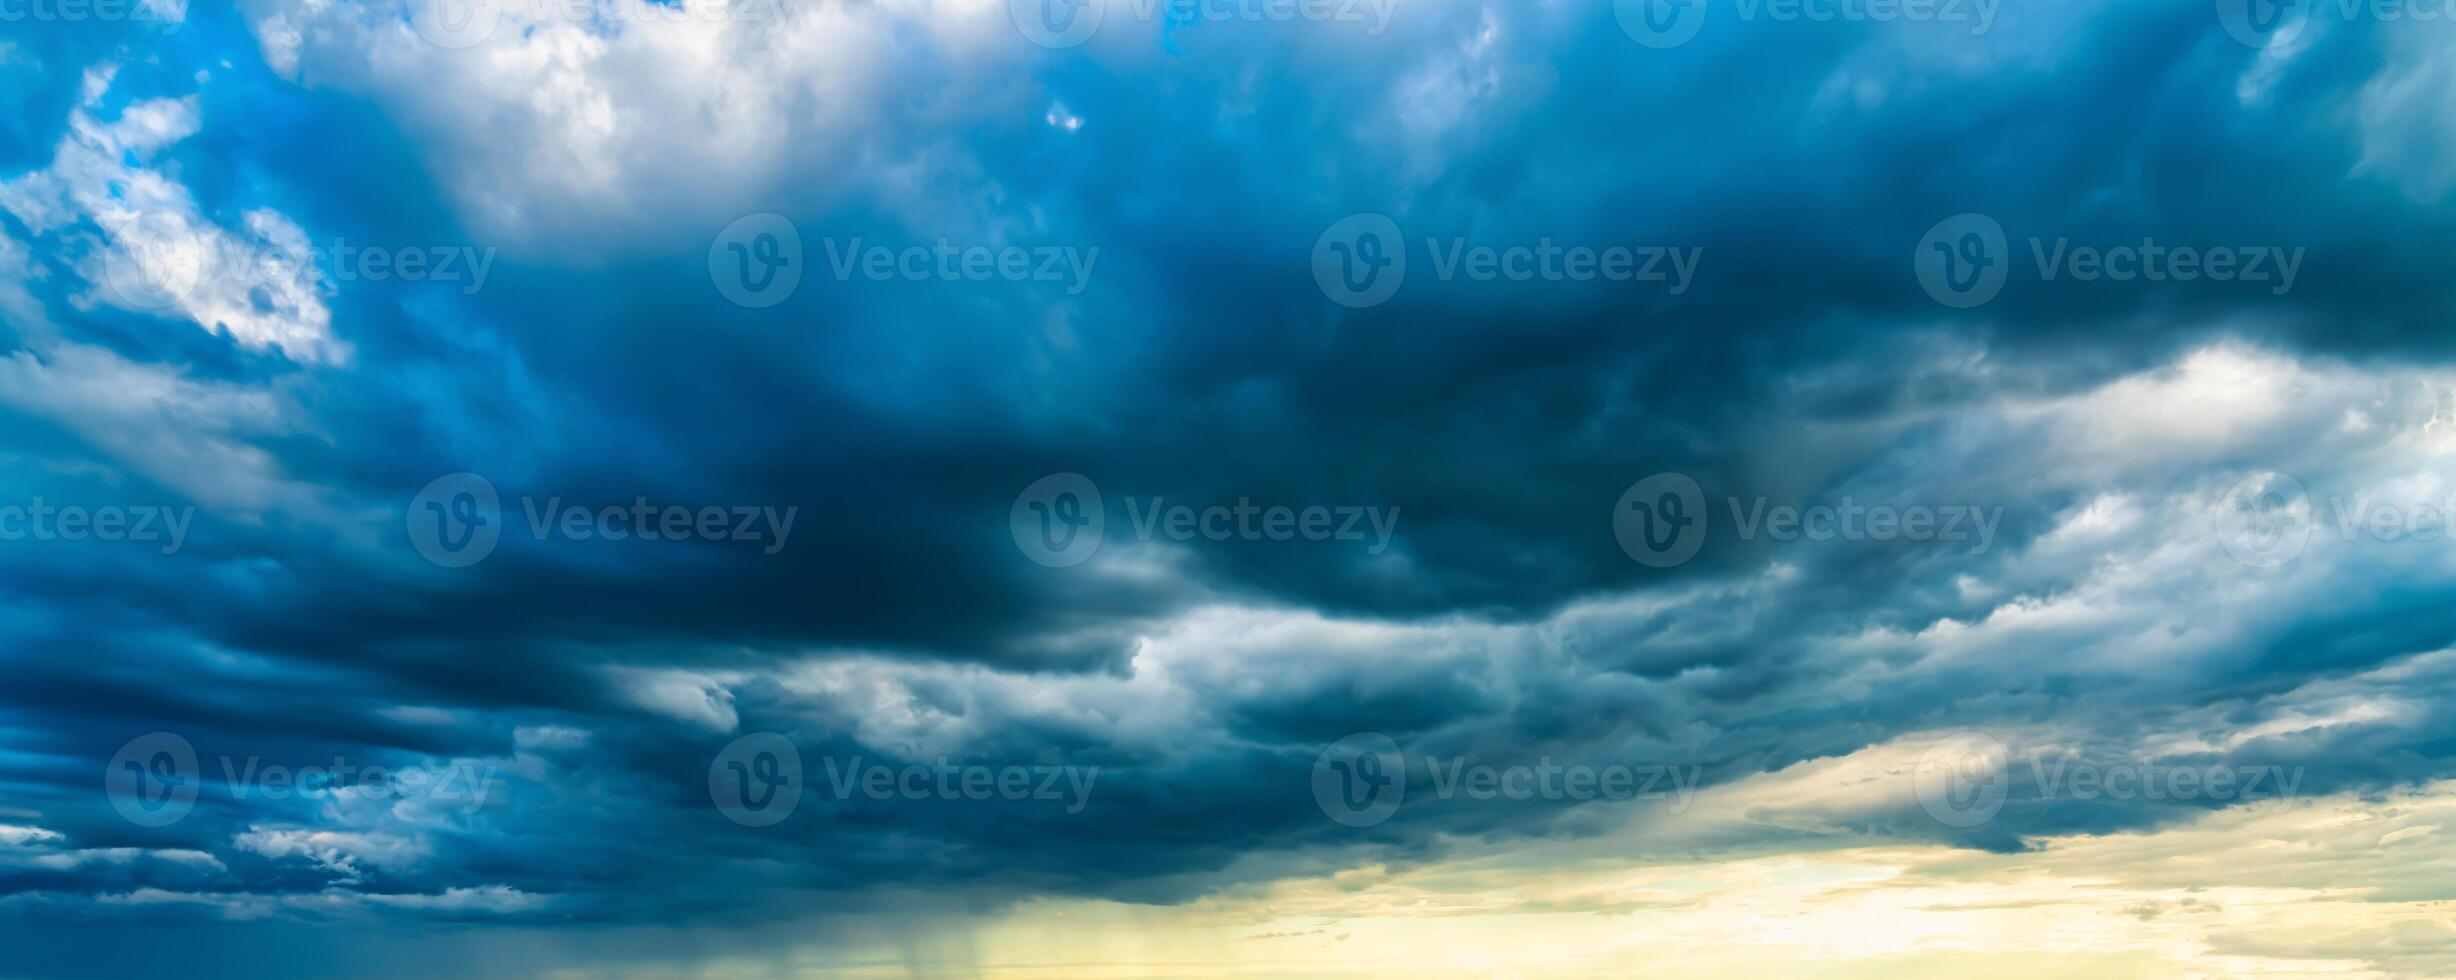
left=1, top=1, right=2454, bottom=976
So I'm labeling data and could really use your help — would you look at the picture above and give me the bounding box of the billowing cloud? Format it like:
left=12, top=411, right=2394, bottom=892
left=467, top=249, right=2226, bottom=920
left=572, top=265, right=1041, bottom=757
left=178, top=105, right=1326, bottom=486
left=1, top=1, right=2454, bottom=976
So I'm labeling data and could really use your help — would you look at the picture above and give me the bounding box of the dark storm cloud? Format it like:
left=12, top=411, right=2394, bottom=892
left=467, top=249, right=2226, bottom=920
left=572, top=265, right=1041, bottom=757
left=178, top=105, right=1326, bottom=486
left=3, top=1, right=2456, bottom=975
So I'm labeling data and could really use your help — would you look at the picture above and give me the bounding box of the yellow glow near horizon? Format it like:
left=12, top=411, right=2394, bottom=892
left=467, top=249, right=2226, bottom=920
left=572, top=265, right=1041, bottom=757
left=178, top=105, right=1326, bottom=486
left=676, top=762, right=2456, bottom=978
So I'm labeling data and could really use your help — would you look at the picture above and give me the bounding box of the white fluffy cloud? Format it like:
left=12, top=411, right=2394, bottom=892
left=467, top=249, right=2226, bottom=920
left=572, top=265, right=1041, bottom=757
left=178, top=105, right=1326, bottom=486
left=243, top=0, right=1001, bottom=246
left=0, top=67, right=342, bottom=365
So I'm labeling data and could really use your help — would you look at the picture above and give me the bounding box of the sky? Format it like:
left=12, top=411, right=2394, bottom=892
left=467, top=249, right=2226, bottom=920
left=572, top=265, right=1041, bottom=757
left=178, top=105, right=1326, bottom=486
left=2, top=0, right=2456, bottom=976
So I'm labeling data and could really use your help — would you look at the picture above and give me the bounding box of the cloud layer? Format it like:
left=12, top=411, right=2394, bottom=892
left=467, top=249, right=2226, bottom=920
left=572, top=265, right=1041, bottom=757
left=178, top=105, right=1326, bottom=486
left=2, top=1, right=2455, bottom=976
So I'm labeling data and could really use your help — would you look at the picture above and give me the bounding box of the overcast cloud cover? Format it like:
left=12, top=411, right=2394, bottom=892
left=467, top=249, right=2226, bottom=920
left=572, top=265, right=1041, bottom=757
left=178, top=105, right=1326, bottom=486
left=3, top=0, right=2456, bottom=976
